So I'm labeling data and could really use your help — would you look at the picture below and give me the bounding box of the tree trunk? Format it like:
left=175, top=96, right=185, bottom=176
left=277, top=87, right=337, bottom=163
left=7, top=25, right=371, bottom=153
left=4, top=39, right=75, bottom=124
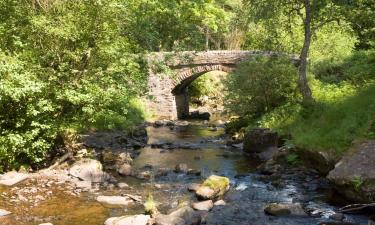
left=205, top=27, right=209, bottom=51
left=299, top=0, right=314, bottom=103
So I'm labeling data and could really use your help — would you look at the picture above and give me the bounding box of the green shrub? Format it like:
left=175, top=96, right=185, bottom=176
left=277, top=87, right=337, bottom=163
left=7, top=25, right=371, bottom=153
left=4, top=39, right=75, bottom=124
left=225, top=56, right=298, bottom=120
left=0, top=54, right=57, bottom=171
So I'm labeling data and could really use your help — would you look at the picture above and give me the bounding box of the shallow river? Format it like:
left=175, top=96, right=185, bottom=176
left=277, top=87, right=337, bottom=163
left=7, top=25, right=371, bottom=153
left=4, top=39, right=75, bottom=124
left=0, top=122, right=370, bottom=225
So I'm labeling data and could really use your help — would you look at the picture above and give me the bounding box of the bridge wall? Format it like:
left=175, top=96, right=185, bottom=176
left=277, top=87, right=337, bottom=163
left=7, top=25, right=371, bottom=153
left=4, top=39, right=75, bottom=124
left=147, top=51, right=299, bottom=120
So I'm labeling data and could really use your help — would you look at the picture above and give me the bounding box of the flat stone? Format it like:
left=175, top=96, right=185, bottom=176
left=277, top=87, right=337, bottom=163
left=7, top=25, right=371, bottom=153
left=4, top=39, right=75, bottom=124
left=104, top=215, right=150, bottom=225
left=192, top=200, right=214, bottom=211
left=39, top=223, right=54, bottom=225
left=0, top=209, right=11, bottom=217
left=69, top=159, right=109, bottom=183
left=154, top=214, right=185, bottom=225
left=96, top=196, right=133, bottom=208
left=0, top=172, right=29, bottom=186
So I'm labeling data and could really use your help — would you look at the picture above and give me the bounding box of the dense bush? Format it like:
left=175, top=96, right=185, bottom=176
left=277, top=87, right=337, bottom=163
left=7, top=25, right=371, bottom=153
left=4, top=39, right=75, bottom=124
left=225, top=56, right=298, bottom=120
left=0, top=1, right=148, bottom=171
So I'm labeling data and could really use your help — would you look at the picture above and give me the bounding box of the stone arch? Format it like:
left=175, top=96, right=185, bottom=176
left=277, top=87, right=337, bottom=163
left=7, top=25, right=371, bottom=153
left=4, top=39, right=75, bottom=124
left=146, top=50, right=299, bottom=120
left=172, top=65, right=233, bottom=119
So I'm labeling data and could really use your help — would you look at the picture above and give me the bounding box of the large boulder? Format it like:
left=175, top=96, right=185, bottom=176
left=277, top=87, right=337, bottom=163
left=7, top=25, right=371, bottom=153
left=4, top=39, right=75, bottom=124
left=69, top=159, right=110, bottom=183
left=104, top=215, right=150, bottom=225
left=327, top=140, right=375, bottom=203
left=196, top=175, right=230, bottom=200
left=243, top=128, right=278, bottom=154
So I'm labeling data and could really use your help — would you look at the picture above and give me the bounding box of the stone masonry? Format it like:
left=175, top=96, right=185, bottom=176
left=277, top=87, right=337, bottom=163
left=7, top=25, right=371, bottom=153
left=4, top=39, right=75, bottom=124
left=147, top=50, right=299, bottom=119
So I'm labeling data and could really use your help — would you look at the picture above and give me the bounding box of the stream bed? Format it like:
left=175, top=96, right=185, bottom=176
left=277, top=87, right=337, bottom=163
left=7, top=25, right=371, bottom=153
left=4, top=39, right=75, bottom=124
left=0, top=122, right=371, bottom=225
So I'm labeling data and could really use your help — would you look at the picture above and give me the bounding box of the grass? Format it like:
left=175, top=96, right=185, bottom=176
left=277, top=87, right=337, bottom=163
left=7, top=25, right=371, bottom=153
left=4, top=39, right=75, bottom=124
left=259, top=82, right=375, bottom=154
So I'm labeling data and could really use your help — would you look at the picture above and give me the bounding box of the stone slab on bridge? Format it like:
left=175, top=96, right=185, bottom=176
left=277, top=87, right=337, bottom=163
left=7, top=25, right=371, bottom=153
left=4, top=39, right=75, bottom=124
left=147, top=50, right=299, bottom=120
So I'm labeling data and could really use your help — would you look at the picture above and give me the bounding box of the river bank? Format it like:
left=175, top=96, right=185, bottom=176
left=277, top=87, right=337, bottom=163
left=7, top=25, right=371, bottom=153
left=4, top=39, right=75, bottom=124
left=0, top=120, right=373, bottom=225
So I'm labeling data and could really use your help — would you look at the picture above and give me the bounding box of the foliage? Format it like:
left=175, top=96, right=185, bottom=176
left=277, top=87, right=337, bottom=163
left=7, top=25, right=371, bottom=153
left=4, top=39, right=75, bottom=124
left=286, top=153, right=300, bottom=165
left=189, top=71, right=227, bottom=101
left=144, top=194, right=158, bottom=215
left=225, top=56, right=298, bottom=119
left=0, top=0, right=148, bottom=170
left=314, top=50, right=375, bottom=84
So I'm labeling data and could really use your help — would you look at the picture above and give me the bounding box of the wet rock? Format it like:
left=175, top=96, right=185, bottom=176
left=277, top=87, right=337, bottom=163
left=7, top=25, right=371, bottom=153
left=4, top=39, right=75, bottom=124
left=154, top=120, right=166, bottom=127
left=136, top=171, right=152, bottom=180
left=0, top=171, right=29, bottom=186
left=117, top=163, right=132, bottom=176
left=0, top=209, right=11, bottom=217
left=174, top=164, right=188, bottom=173
left=327, top=140, right=375, bottom=203
left=264, top=203, right=308, bottom=216
left=69, top=159, right=110, bottom=183
left=243, top=128, right=278, bottom=153
left=193, top=200, right=214, bottom=211
left=329, top=213, right=344, bottom=221
left=214, top=200, right=226, bottom=206
left=187, top=169, right=201, bottom=176
left=104, top=215, right=150, bottom=225
left=96, top=195, right=133, bottom=208
left=196, top=175, right=230, bottom=200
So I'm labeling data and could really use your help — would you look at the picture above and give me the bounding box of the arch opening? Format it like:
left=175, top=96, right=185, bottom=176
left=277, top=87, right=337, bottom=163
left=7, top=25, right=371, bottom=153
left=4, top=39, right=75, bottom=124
left=173, top=69, right=229, bottom=120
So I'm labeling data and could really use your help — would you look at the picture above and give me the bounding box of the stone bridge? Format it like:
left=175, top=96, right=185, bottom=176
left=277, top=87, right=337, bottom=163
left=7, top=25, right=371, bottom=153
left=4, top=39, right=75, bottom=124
left=147, top=50, right=298, bottom=120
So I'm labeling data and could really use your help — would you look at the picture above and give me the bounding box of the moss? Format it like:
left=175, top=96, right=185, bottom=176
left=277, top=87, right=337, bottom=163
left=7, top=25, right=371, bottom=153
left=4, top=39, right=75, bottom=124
left=202, top=175, right=230, bottom=195
left=144, top=194, right=158, bottom=215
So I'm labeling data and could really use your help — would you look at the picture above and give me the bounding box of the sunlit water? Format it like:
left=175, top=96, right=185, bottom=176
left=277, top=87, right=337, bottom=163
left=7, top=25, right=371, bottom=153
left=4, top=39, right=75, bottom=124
left=0, top=123, right=370, bottom=225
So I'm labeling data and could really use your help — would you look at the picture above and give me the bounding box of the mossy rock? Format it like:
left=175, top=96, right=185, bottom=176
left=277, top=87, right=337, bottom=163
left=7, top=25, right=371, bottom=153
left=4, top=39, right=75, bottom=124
left=196, top=175, right=230, bottom=200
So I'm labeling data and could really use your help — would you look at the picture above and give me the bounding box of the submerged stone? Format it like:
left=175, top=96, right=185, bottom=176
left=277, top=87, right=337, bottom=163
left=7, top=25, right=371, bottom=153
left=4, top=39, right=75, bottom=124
left=264, top=203, right=307, bottom=217
left=96, top=195, right=133, bottom=208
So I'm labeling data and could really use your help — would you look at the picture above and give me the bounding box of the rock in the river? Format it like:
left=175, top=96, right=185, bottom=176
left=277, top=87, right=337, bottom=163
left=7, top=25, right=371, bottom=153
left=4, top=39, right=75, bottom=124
left=188, top=183, right=201, bottom=192
left=193, top=200, right=214, bottom=211
left=300, top=149, right=336, bottom=175
left=104, top=215, right=150, bottom=225
left=154, top=214, right=185, bottom=225
left=214, top=200, right=226, bottom=206
left=69, top=159, right=110, bottom=183
left=117, top=163, right=132, bottom=176
left=327, top=140, right=375, bottom=203
left=96, top=195, right=133, bottom=208
left=243, top=128, right=278, bottom=153
left=0, top=209, right=11, bottom=217
left=196, top=175, right=230, bottom=200
left=0, top=171, right=29, bottom=186
left=174, top=163, right=188, bottom=173
left=264, top=203, right=307, bottom=216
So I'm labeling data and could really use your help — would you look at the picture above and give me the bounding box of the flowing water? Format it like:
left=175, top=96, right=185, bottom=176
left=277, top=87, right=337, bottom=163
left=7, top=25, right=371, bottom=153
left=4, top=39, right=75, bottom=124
left=0, top=122, right=370, bottom=225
